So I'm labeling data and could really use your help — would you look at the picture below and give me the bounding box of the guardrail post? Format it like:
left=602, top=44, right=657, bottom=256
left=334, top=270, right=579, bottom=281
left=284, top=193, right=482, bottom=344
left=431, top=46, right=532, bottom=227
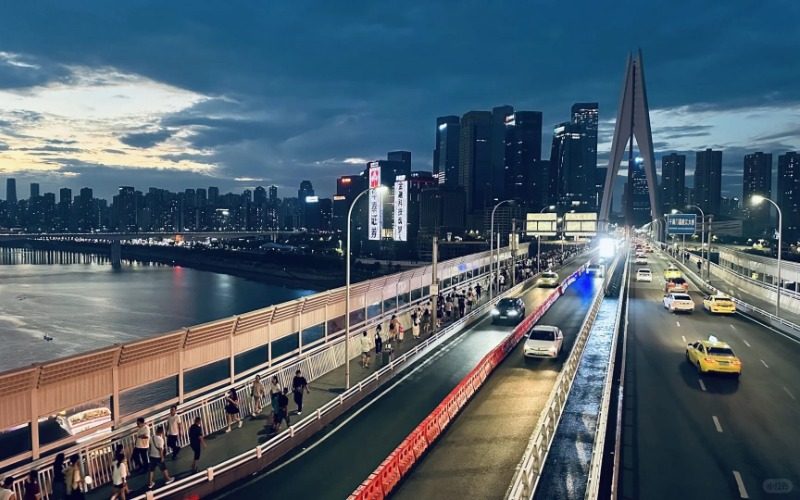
left=207, top=468, right=215, bottom=482
left=256, top=446, right=262, bottom=459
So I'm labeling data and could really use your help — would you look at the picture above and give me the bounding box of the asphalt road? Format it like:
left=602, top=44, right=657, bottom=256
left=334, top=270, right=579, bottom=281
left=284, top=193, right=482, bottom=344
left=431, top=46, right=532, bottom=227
left=212, top=259, right=589, bottom=500
left=393, top=273, right=600, bottom=500
left=621, top=252, right=800, bottom=500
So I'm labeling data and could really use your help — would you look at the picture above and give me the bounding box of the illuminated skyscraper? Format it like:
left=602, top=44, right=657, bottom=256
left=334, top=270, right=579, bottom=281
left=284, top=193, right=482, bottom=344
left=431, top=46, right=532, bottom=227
left=778, top=152, right=800, bottom=242
left=571, top=102, right=599, bottom=207
left=550, top=122, right=587, bottom=209
left=458, top=111, right=492, bottom=216
left=742, top=152, right=772, bottom=234
left=661, top=153, right=686, bottom=212
left=695, top=148, right=722, bottom=215
left=433, top=116, right=460, bottom=186
left=504, top=111, right=543, bottom=206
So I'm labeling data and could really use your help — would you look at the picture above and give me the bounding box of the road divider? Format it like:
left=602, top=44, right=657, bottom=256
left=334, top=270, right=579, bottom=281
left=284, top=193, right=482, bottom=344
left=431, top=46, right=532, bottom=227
left=347, top=265, right=588, bottom=500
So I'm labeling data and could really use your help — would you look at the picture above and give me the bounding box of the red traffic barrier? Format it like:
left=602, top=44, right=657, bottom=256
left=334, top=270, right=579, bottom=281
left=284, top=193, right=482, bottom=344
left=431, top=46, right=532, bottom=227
left=395, top=439, right=416, bottom=476
left=423, top=415, right=441, bottom=445
left=409, top=428, right=429, bottom=459
left=349, top=473, right=384, bottom=500
left=377, top=454, right=402, bottom=496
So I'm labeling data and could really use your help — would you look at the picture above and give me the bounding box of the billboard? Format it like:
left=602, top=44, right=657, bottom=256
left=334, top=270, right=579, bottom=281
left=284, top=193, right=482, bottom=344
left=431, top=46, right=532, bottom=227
left=368, top=162, right=381, bottom=189
left=393, top=179, right=408, bottom=241
left=564, top=212, right=597, bottom=236
left=368, top=163, right=382, bottom=240
left=666, top=213, right=697, bottom=235
left=525, top=213, right=558, bottom=236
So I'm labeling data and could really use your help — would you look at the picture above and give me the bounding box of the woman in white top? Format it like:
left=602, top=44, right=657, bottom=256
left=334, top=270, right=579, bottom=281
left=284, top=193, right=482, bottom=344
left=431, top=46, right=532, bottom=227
left=251, top=375, right=266, bottom=415
left=360, top=331, right=371, bottom=368
left=0, top=476, right=16, bottom=500
left=110, top=452, right=128, bottom=500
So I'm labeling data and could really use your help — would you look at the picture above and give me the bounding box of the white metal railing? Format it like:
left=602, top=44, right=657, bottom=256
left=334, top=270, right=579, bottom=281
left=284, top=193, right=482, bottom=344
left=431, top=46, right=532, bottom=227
left=504, top=253, right=618, bottom=499
left=584, top=249, right=630, bottom=499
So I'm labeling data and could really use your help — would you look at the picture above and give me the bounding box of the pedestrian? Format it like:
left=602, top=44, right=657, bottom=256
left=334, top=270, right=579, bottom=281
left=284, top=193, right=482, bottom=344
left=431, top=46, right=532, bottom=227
left=422, top=304, right=431, bottom=335
left=397, top=320, right=405, bottom=343
left=374, top=326, right=383, bottom=354
left=457, top=294, right=466, bottom=318
left=65, top=455, right=84, bottom=500
left=23, top=470, right=40, bottom=500
left=269, top=376, right=281, bottom=416
left=360, top=331, right=371, bottom=368
left=475, top=283, right=482, bottom=301
left=188, top=417, right=205, bottom=473
left=292, top=369, right=310, bottom=414
left=696, top=260, right=701, bottom=272
left=444, top=298, right=453, bottom=320
left=272, top=388, right=290, bottom=432
left=110, top=452, right=128, bottom=500
left=0, top=476, right=16, bottom=500
left=51, top=453, right=66, bottom=500
left=131, top=418, right=150, bottom=472
left=388, top=315, right=398, bottom=341
left=250, top=375, right=266, bottom=416
left=412, top=317, right=420, bottom=340
left=146, top=427, right=174, bottom=489
left=224, top=388, right=242, bottom=432
left=165, top=406, right=181, bottom=460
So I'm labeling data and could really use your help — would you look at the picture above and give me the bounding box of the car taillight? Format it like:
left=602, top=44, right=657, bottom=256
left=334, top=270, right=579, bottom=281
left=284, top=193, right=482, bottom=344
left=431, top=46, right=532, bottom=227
left=704, top=357, right=715, bottom=363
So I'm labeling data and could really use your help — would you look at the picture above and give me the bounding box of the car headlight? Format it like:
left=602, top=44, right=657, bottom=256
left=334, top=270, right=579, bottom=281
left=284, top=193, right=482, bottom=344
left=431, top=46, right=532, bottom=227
left=508, top=310, right=518, bottom=316
left=491, top=308, right=500, bottom=316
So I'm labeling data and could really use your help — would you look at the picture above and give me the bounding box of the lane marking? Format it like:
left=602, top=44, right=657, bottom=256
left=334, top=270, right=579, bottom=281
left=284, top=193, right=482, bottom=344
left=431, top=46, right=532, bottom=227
left=681, top=335, right=687, bottom=343
left=784, top=386, right=796, bottom=400
left=730, top=324, right=736, bottom=330
left=742, top=339, right=751, bottom=348
left=698, top=379, right=707, bottom=391
left=733, top=470, right=750, bottom=498
left=761, top=359, right=769, bottom=368
left=712, top=415, right=723, bottom=433
left=734, top=312, right=800, bottom=347
left=676, top=321, right=681, bottom=327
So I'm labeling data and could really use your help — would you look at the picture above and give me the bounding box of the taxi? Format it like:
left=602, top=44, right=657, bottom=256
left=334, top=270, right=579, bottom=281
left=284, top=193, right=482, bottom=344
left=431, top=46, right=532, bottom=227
left=685, top=336, right=742, bottom=376
left=703, top=293, right=737, bottom=314
left=664, top=266, right=682, bottom=280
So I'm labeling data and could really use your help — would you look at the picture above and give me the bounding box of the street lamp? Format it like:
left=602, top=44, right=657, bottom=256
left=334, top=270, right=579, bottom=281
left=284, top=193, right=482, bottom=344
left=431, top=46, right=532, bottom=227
left=345, top=185, right=387, bottom=389
left=490, top=199, right=514, bottom=299
left=686, top=204, right=706, bottom=278
left=537, top=205, right=556, bottom=274
left=751, top=195, right=783, bottom=317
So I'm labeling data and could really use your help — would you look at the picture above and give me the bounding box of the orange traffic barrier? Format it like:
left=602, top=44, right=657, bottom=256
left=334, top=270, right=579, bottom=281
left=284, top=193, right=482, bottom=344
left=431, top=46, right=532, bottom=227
left=409, top=428, right=428, bottom=459
left=377, top=454, right=402, bottom=495
left=423, top=416, right=441, bottom=445
left=395, top=439, right=416, bottom=476
left=350, top=474, right=383, bottom=500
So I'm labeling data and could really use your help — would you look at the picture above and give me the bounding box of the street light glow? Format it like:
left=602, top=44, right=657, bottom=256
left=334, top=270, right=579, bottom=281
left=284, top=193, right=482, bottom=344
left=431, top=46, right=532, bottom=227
left=751, top=194, right=765, bottom=206
left=671, top=209, right=679, bottom=214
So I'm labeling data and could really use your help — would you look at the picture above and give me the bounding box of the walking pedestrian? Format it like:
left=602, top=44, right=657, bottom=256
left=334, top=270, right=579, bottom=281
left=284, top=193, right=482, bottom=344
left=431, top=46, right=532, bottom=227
left=132, top=418, right=150, bottom=472
left=292, top=369, right=310, bottom=414
left=412, top=317, right=420, bottom=340
left=224, top=389, right=242, bottom=432
left=388, top=315, right=398, bottom=341
left=23, top=470, right=40, bottom=500
left=250, top=375, right=266, bottom=416
left=475, top=283, right=482, bottom=301
left=0, top=476, right=16, bottom=500
left=422, top=304, right=431, bottom=336
left=51, top=453, right=66, bottom=500
left=457, top=294, right=466, bottom=318
left=374, top=326, right=383, bottom=354
left=165, top=406, right=181, bottom=460
left=444, top=298, right=453, bottom=320
left=65, top=455, right=84, bottom=500
left=146, top=427, right=174, bottom=489
left=272, top=388, right=290, bottom=432
left=397, top=320, right=405, bottom=343
left=188, top=417, right=205, bottom=473
left=360, top=331, right=371, bottom=368
left=110, top=451, right=128, bottom=500
left=269, top=376, right=281, bottom=416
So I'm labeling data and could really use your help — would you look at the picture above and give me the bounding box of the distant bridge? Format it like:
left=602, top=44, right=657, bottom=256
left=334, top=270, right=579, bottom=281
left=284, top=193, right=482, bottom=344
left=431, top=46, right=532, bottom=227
left=0, top=230, right=306, bottom=242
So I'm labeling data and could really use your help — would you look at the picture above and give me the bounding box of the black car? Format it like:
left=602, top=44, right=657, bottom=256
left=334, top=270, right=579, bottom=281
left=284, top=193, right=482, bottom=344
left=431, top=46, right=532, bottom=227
left=491, top=297, right=526, bottom=324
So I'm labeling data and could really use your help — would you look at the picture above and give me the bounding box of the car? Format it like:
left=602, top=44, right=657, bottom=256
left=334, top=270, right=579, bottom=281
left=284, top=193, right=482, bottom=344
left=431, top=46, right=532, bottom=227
left=523, top=325, right=564, bottom=358
left=636, top=268, right=652, bottom=282
left=663, top=292, right=695, bottom=313
left=645, top=246, right=654, bottom=253
left=491, top=297, right=526, bottom=324
left=536, top=271, right=560, bottom=288
left=635, top=250, right=645, bottom=258
left=634, top=256, right=648, bottom=265
left=685, top=336, right=742, bottom=376
left=703, top=293, right=737, bottom=314
left=663, top=266, right=682, bottom=280
left=587, top=264, right=605, bottom=277
left=665, top=277, right=689, bottom=293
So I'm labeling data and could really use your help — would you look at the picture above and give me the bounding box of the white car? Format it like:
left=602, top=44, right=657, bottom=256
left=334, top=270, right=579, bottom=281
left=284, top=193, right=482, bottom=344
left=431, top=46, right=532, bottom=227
left=663, top=292, right=695, bottom=313
left=634, top=256, right=648, bottom=265
left=636, top=268, right=652, bottom=282
left=536, top=271, right=560, bottom=288
left=587, top=264, right=605, bottom=277
left=524, top=325, right=564, bottom=358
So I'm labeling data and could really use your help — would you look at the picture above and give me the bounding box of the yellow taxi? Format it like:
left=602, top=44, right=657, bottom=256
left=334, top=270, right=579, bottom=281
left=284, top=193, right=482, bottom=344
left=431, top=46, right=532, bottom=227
left=685, top=336, right=742, bottom=376
left=664, top=266, right=682, bottom=280
left=703, top=293, right=737, bottom=314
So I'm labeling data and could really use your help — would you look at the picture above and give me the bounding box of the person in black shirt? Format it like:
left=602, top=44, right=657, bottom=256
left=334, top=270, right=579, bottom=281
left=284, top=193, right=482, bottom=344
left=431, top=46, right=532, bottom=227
left=292, top=369, right=310, bottom=414
left=272, top=388, right=291, bottom=432
left=188, top=417, right=205, bottom=473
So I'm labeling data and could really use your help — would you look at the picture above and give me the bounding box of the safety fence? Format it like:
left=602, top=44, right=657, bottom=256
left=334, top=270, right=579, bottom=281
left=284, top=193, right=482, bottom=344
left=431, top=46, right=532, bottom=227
left=346, top=265, right=588, bottom=500
left=504, top=253, right=618, bottom=500
left=2, top=248, right=531, bottom=499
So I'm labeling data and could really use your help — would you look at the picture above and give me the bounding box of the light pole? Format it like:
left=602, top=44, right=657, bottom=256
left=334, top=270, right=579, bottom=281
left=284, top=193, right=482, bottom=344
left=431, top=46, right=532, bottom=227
left=537, top=205, right=556, bottom=274
left=751, top=195, right=783, bottom=317
left=490, top=199, right=514, bottom=299
left=345, top=185, right=387, bottom=389
left=687, top=205, right=706, bottom=278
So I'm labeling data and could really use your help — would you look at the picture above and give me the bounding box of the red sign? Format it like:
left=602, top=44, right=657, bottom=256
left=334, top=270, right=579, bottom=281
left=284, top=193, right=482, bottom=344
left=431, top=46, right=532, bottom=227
left=368, top=163, right=381, bottom=189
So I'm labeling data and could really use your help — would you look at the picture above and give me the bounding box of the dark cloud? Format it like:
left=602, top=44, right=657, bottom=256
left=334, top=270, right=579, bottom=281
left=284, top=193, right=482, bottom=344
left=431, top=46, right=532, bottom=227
left=118, top=129, right=174, bottom=148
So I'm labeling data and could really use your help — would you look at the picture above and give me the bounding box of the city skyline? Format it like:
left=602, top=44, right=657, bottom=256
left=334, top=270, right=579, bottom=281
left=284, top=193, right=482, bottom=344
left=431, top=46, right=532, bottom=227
left=0, top=2, right=798, bottom=200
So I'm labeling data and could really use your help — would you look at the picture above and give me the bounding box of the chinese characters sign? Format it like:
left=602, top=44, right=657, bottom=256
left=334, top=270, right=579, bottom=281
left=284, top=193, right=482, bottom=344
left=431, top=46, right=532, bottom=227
left=393, top=179, right=408, bottom=241
left=666, top=214, right=697, bottom=235
left=368, top=163, right=382, bottom=240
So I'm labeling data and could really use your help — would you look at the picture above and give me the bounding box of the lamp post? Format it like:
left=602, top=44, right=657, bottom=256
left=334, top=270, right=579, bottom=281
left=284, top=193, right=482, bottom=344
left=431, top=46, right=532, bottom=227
left=345, top=186, right=387, bottom=389
left=751, top=195, right=783, bottom=317
left=490, top=199, right=514, bottom=299
left=537, top=205, right=556, bottom=274
left=687, top=205, right=706, bottom=278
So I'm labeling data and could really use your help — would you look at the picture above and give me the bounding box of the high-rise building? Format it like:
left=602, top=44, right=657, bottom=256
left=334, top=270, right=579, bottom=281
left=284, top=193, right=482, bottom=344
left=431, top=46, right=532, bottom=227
left=695, top=149, right=722, bottom=215
left=459, top=111, right=492, bottom=216
left=571, top=102, right=599, bottom=207
left=298, top=180, right=314, bottom=200
left=113, top=186, right=137, bottom=231
left=550, top=122, right=588, bottom=209
left=5, top=178, right=16, bottom=204
left=491, top=105, right=514, bottom=201
left=742, top=152, right=772, bottom=234
left=624, top=157, right=651, bottom=226
left=434, top=116, right=460, bottom=186
left=503, top=111, right=543, bottom=206
left=268, top=185, right=278, bottom=202
left=778, top=152, right=800, bottom=242
left=661, top=153, right=686, bottom=213
left=387, top=151, right=411, bottom=172
left=208, top=186, right=219, bottom=205
left=30, top=183, right=40, bottom=199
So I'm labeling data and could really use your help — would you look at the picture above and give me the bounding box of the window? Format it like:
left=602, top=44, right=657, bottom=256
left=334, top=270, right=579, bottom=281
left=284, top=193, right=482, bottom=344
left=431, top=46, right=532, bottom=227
left=301, top=323, right=325, bottom=347
left=184, top=359, right=230, bottom=395
left=271, top=332, right=300, bottom=360
left=235, top=346, right=267, bottom=374
left=120, top=377, right=178, bottom=416
left=529, top=329, right=555, bottom=341
left=367, top=301, right=382, bottom=319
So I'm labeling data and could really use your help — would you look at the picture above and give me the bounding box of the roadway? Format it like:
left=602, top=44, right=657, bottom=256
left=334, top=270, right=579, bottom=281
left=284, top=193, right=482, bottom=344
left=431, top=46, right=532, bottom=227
left=393, top=273, right=600, bottom=499
left=620, top=252, right=800, bottom=500
left=212, top=259, right=591, bottom=500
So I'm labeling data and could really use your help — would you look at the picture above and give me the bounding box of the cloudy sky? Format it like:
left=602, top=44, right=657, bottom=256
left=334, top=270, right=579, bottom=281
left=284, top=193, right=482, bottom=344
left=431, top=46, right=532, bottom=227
left=0, top=0, right=798, bottom=200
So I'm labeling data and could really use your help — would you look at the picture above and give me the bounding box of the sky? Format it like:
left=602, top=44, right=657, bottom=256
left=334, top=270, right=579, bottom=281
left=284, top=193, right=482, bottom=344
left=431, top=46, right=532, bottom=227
left=0, top=0, right=799, bottom=201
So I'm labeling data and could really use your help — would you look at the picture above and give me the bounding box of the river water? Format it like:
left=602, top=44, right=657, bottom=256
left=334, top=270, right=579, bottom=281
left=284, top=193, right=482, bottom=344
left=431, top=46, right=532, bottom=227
left=0, top=248, right=315, bottom=372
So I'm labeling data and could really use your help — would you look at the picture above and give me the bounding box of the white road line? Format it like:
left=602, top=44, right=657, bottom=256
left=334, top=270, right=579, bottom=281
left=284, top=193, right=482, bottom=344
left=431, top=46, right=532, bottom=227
left=733, top=470, right=750, bottom=498
left=698, top=379, right=707, bottom=391
left=681, top=335, right=687, bottom=343
left=742, top=339, right=751, bottom=348
left=712, top=415, right=723, bottom=433
left=730, top=324, right=736, bottom=330
left=676, top=321, right=681, bottom=327
left=761, top=359, right=769, bottom=368
left=784, top=386, right=796, bottom=400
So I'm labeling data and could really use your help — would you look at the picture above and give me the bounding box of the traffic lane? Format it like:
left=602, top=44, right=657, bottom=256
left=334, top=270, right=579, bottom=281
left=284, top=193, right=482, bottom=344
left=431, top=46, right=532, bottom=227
left=626, top=259, right=800, bottom=499
left=393, top=275, right=600, bottom=500
left=214, top=262, right=589, bottom=500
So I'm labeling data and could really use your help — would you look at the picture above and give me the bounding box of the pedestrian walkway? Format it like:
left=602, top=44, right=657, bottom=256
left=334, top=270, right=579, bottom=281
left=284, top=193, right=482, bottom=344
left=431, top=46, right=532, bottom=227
left=83, top=276, right=502, bottom=500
